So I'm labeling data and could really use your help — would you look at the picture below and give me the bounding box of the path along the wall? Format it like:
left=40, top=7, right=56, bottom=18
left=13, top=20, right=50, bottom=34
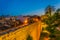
left=0, top=21, right=42, bottom=40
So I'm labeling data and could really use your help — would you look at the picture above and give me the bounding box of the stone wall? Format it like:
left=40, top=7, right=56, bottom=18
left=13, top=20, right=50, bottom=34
left=0, top=21, right=42, bottom=40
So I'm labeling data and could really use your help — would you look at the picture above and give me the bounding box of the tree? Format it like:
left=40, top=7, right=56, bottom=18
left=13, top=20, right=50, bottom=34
left=27, top=34, right=33, bottom=40
left=43, top=5, right=57, bottom=39
left=53, top=8, right=60, bottom=26
left=41, top=5, right=60, bottom=40
left=54, top=9, right=60, bottom=19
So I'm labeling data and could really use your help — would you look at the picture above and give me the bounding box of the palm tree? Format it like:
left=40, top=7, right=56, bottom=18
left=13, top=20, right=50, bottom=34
left=45, top=5, right=55, bottom=17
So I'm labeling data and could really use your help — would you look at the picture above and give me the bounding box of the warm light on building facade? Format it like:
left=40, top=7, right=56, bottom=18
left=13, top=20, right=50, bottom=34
left=24, top=18, right=28, bottom=24
left=35, top=18, right=39, bottom=21
left=24, top=20, right=28, bottom=24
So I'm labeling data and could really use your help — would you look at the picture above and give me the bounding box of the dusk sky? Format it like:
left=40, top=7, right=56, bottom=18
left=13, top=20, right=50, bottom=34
left=0, top=0, right=60, bottom=16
